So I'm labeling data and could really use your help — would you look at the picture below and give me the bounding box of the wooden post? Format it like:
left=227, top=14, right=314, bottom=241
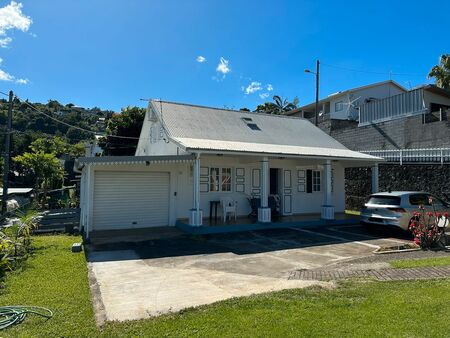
left=1, top=90, right=13, bottom=214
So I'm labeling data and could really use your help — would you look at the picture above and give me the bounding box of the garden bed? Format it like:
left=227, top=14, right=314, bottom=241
left=374, top=243, right=421, bottom=254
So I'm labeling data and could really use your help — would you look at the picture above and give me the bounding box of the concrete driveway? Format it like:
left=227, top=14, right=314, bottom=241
left=88, top=224, right=411, bottom=322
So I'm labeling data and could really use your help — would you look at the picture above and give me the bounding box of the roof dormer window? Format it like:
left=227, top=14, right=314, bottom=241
left=241, top=117, right=261, bottom=131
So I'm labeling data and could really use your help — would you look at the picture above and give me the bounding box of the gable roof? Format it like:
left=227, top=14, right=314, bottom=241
left=288, top=80, right=407, bottom=114
left=147, top=100, right=380, bottom=162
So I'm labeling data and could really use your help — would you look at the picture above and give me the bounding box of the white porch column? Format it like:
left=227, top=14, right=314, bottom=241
left=371, top=163, right=379, bottom=194
left=258, top=157, right=271, bottom=223
left=321, top=160, right=335, bottom=220
left=85, top=164, right=94, bottom=239
left=189, top=153, right=203, bottom=226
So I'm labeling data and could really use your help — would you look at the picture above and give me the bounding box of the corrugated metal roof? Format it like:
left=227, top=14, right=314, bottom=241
left=150, top=100, right=381, bottom=161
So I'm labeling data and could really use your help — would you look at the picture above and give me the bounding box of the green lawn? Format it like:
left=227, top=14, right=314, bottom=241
left=2, top=235, right=450, bottom=337
left=390, top=256, right=450, bottom=269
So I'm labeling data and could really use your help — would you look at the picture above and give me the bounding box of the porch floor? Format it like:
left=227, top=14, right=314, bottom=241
left=176, top=213, right=360, bottom=235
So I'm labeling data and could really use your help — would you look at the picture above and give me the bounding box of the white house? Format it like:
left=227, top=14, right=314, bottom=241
left=77, top=100, right=381, bottom=238
left=289, top=80, right=406, bottom=120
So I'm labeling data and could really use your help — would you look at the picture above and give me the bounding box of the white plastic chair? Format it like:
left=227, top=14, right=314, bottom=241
left=220, top=197, right=237, bottom=222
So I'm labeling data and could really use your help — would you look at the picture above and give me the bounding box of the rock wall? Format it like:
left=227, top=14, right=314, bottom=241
left=345, top=164, right=450, bottom=210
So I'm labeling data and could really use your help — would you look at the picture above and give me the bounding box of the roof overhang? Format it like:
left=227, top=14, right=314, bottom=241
left=173, top=137, right=382, bottom=163
left=75, top=154, right=195, bottom=170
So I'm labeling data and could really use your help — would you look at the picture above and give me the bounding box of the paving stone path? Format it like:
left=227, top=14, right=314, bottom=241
left=288, top=266, right=450, bottom=281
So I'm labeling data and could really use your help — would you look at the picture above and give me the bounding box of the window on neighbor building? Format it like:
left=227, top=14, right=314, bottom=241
left=209, top=167, right=232, bottom=192
left=335, top=101, right=344, bottom=112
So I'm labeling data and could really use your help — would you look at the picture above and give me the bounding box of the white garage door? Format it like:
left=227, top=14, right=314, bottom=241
left=93, top=171, right=170, bottom=230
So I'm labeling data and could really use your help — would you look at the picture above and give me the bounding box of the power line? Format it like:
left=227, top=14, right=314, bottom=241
left=320, top=62, right=428, bottom=77
left=0, top=91, right=143, bottom=141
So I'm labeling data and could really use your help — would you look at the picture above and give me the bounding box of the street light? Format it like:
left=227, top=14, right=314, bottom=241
left=304, top=60, right=320, bottom=126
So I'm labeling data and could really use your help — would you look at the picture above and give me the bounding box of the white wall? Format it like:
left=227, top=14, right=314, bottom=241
left=331, top=83, right=405, bottom=120
left=424, top=90, right=450, bottom=110
left=81, top=156, right=347, bottom=233
left=135, top=111, right=184, bottom=156
left=184, top=156, right=346, bottom=219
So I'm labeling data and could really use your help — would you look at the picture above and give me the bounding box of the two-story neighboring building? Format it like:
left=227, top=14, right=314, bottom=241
left=288, top=80, right=406, bottom=121
left=292, top=80, right=450, bottom=210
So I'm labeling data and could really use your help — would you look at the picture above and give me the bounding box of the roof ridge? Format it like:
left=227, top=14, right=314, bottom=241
left=150, top=99, right=308, bottom=122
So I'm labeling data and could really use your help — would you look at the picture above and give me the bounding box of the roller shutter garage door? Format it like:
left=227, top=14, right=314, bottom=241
left=93, top=171, right=170, bottom=230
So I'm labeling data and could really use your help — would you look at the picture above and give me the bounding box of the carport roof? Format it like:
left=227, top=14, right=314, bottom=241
left=149, top=100, right=381, bottom=162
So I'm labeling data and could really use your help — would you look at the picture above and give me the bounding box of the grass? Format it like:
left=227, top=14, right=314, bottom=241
left=390, top=256, right=450, bottom=269
left=1, top=235, right=450, bottom=337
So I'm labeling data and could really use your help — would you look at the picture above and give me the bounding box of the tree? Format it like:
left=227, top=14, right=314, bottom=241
left=428, top=54, right=450, bottom=90
left=14, top=151, right=64, bottom=202
left=99, top=106, right=146, bottom=156
left=255, top=95, right=299, bottom=114
left=273, top=95, right=299, bottom=113
left=29, top=136, right=84, bottom=158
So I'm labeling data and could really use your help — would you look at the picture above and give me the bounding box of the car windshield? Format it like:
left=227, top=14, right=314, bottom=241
left=367, top=195, right=401, bottom=206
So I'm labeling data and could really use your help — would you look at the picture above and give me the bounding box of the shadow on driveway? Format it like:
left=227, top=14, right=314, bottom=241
left=87, top=224, right=412, bottom=263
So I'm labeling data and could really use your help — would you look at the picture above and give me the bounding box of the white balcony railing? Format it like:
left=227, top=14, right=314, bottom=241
left=359, top=88, right=426, bottom=126
left=361, top=148, right=450, bottom=165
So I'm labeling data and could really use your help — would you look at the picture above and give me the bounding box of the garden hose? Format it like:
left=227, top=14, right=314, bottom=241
left=0, top=306, right=53, bottom=330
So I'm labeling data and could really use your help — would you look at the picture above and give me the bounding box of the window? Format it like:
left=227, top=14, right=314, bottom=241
left=368, top=196, right=401, bottom=206
left=241, top=117, right=261, bottom=131
left=409, top=194, right=431, bottom=206
left=247, top=123, right=261, bottom=131
left=335, top=101, right=344, bottom=112
left=221, top=168, right=232, bottom=192
left=209, top=167, right=232, bottom=192
left=312, top=170, right=321, bottom=192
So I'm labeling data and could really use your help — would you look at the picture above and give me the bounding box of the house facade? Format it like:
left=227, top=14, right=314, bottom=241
left=289, top=80, right=406, bottom=121
left=78, top=100, right=380, bottom=238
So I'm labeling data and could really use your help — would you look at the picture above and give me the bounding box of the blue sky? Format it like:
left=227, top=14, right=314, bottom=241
left=1, top=0, right=449, bottom=111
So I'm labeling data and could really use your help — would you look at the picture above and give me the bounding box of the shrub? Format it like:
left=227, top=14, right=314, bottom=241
left=408, top=204, right=448, bottom=249
left=0, top=208, right=40, bottom=280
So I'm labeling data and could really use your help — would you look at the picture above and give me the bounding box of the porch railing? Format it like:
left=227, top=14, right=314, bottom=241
left=361, top=148, right=450, bottom=165
left=359, top=88, right=426, bottom=126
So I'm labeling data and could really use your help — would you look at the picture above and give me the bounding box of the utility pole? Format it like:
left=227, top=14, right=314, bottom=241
left=304, top=60, right=320, bottom=126
left=1, top=90, right=13, bottom=214
left=314, top=60, right=320, bottom=126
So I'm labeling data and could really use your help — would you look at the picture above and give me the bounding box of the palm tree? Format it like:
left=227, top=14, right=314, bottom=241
left=428, top=54, right=450, bottom=90
left=272, top=95, right=299, bottom=114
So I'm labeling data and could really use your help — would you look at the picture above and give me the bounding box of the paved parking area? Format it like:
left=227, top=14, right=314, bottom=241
left=88, top=224, right=412, bottom=322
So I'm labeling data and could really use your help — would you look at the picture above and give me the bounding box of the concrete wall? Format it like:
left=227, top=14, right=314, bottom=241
left=318, top=115, right=450, bottom=151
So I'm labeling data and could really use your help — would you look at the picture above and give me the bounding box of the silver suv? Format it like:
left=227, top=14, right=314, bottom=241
left=360, top=191, right=449, bottom=231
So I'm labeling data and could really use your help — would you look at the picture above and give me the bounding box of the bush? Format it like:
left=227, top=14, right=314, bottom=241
left=408, top=205, right=448, bottom=249
left=0, top=208, right=40, bottom=280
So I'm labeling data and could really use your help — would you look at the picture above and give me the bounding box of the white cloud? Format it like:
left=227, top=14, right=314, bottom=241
left=196, top=55, right=206, bottom=63
left=0, top=2, right=31, bottom=83
left=216, top=57, right=230, bottom=75
left=267, top=84, right=273, bottom=91
left=0, top=37, right=12, bottom=47
left=0, top=68, right=14, bottom=81
left=259, top=93, right=270, bottom=99
left=244, top=81, right=262, bottom=95
left=15, top=78, right=28, bottom=84
left=0, top=1, right=32, bottom=47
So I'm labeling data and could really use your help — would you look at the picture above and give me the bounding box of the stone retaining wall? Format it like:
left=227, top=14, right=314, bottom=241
left=345, top=164, right=450, bottom=210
